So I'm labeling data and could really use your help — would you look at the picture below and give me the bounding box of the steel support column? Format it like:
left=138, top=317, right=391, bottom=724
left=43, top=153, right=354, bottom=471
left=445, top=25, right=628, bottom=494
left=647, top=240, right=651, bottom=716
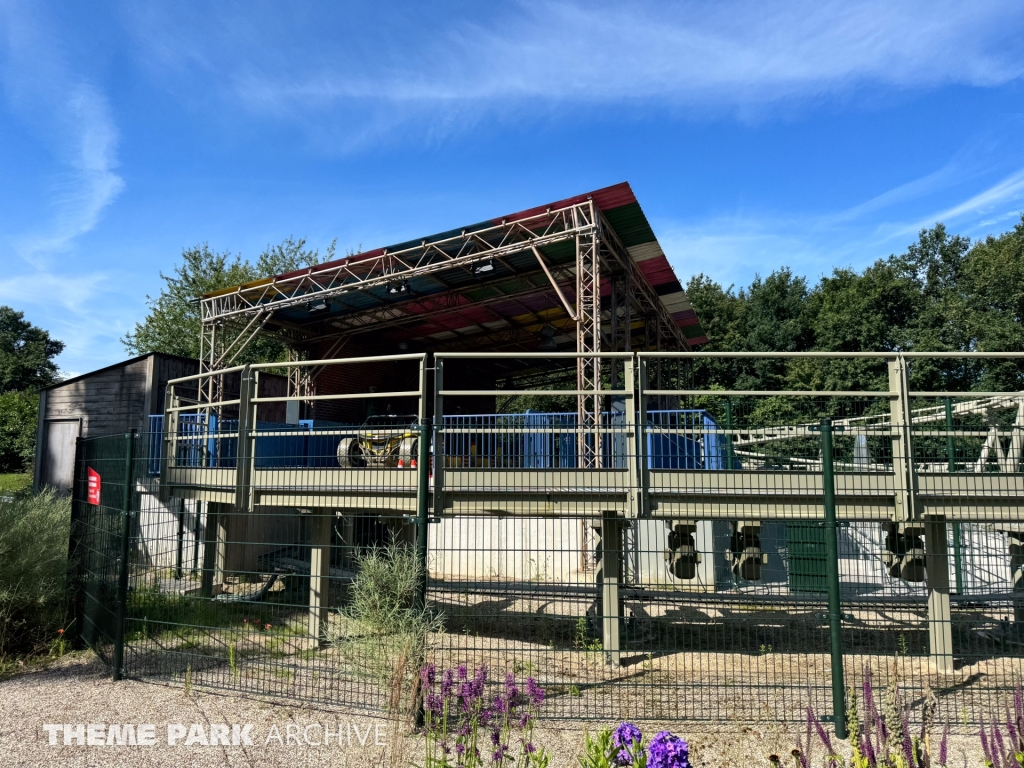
left=308, top=511, right=332, bottom=647
left=600, top=510, right=623, bottom=666
left=925, top=519, right=954, bottom=673
left=576, top=206, right=601, bottom=467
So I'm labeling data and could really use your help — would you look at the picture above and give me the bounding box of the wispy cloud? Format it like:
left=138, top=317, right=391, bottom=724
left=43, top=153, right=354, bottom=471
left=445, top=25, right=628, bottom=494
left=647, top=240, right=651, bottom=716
left=907, top=169, right=1024, bottom=234
left=0, top=5, right=124, bottom=266
left=661, top=163, right=1024, bottom=289
left=127, top=0, right=1024, bottom=137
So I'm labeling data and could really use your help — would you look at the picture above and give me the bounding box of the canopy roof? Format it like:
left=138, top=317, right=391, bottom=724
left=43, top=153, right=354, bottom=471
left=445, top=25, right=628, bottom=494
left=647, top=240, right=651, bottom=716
left=203, top=182, right=706, bottom=356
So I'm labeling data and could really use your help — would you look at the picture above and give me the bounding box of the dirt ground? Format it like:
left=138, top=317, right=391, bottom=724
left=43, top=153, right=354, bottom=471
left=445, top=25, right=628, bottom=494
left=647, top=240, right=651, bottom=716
left=0, top=653, right=987, bottom=768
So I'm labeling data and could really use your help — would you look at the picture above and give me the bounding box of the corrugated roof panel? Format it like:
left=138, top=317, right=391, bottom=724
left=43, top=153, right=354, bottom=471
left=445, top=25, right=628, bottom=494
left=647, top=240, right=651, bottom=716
left=659, top=292, right=693, bottom=314
left=603, top=203, right=656, bottom=248
left=626, top=242, right=663, bottom=263
left=231, top=181, right=706, bottom=346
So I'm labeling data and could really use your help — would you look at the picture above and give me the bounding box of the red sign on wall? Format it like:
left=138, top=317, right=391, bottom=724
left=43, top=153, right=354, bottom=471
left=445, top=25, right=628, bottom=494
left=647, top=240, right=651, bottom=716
left=87, top=468, right=101, bottom=505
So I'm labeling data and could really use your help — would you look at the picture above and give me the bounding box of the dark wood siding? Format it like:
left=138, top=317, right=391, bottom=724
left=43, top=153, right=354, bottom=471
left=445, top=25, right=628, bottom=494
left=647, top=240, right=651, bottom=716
left=44, top=357, right=151, bottom=439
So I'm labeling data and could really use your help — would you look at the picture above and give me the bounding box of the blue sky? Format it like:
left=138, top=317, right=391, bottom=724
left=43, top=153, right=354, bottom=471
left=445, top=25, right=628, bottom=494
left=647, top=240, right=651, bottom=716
left=2, top=1, right=1024, bottom=376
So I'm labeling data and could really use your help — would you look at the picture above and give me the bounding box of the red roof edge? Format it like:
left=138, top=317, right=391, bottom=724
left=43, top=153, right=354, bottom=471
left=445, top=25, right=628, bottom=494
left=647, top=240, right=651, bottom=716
left=268, top=183, right=636, bottom=284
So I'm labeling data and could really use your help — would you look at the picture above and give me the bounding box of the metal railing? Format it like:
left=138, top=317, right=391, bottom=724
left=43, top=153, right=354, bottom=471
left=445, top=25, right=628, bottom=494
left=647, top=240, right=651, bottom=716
left=65, top=351, right=1024, bottom=727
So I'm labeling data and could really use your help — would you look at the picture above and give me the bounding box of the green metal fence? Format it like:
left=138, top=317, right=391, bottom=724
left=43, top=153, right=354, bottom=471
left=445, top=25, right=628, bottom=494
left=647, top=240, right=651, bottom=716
left=69, top=351, right=1024, bottom=728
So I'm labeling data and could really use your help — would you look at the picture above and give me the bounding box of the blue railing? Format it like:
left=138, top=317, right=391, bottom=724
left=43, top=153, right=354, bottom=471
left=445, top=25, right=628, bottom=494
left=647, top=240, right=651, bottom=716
left=147, top=415, right=355, bottom=471
left=150, top=409, right=735, bottom=473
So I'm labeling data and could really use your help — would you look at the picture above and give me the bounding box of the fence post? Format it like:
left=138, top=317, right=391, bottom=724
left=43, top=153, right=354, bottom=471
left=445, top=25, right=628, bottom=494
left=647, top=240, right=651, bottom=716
left=945, top=398, right=964, bottom=595
left=112, top=429, right=137, bottom=682
left=724, top=398, right=735, bottom=469
left=819, top=418, right=847, bottom=739
left=416, top=417, right=431, bottom=611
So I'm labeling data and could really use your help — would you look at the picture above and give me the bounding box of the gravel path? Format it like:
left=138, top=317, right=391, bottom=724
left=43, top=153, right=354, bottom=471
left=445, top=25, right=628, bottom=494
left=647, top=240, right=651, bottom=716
left=0, top=653, right=986, bottom=767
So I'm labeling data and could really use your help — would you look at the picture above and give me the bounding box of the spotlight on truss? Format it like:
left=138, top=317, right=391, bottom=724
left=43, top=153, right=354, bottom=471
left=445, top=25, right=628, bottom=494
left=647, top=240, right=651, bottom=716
left=386, top=281, right=409, bottom=295
left=473, top=259, right=495, bottom=274
left=305, top=298, right=330, bottom=314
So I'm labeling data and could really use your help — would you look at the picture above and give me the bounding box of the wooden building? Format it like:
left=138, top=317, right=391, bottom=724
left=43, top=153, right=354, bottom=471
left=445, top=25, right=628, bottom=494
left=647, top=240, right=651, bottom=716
left=33, top=353, right=198, bottom=494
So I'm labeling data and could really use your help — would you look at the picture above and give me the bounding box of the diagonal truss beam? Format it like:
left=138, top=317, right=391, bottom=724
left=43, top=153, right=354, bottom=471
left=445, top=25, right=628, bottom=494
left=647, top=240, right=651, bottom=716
left=200, top=200, right=597, bottom=325
left=597, top=210, right=691, bottom=354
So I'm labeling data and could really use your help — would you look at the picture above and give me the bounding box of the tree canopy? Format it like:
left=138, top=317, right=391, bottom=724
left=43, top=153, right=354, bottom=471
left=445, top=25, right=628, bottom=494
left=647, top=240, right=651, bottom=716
left=123, top=237, right=335, bottom=362
left=0, top=308, right=63, bottom=473
left=685, top=216, right=1024, bottom=397
left=0, top=307, right=64, bottom=394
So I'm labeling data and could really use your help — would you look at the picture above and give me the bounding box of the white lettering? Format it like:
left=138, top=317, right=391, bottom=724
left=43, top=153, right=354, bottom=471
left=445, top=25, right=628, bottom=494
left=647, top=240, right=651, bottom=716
left=323, top=722, right=340, bottom=746
left=86, top=724, right=105, bottom=746
left=264, top=725, right=283, bottom=746
left=304, top=724, right=322, bottom=746
left=167, top=724, right=186, bottom=746
left=65, top=724, right=85, bottom=746
left=185, top=724, right=208, bottom=747
left=106, top=725, right=137, bottom=746
left=209, top=724, right=230, bottom=746
left=285, top=723, right=301, bottom=746
left=376, top=723, right=387, bottom=746
left=137, top=725, right=157, bottom=746
left=42, top=725, right=62, bottom=746
left=233, top=724, right=254, bottom=746
left=353, top=723, right=370, bottom=746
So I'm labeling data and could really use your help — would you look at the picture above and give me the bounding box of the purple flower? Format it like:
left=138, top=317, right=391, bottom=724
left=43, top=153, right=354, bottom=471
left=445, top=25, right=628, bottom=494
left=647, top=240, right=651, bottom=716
left=861, top=734, right=876, bottom=766
left=980, top=725, right=992, bottom=765
left=457, top=664, right=468, bottom=680
left=455, top=743, right=466, bottom=756
left=614, top=722, right=643, bottom=748
left=614, top=722, right=644, bottom=764
left=442, top=668, right=455, bottom=696
left=938, top=724, right=948, bottom=766
left=425, top=693, right=443, bottom=715
left=526, top=677, right=545, bottom=706
left=993, top=724, right=1006, bottom=766
left=491, top=729, right=501, bottom=746
left=901, top=711, right=913, bottom=766
left=421, top=664, right=436, bottom=688
left=809, top=708, right=833, bottom=754
left=646, top=730, right=690, bottom=768
left=524, top=742, right=536, bottom=754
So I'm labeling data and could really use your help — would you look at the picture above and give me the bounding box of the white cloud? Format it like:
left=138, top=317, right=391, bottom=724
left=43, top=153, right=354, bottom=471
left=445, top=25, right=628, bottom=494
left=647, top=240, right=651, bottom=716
left=910, top=169, right=1024, bottom=232
left=134, top=1, right=1024, bottom=113
left=0, top=5, right=125, bottom=266
left=0, top=270, right=111, bottom=314
left=661, top=163, right=1024, bottom=290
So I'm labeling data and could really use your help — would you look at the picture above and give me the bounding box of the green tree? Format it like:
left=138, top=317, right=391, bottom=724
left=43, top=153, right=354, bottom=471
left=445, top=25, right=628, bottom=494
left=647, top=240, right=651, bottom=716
left=0, top=390, right=38, bottom=473
left=0, top=308, right=63, bottom=474
left=0, top=307, right=64, bottom=393
left=123, top=237, right=334, bottom=362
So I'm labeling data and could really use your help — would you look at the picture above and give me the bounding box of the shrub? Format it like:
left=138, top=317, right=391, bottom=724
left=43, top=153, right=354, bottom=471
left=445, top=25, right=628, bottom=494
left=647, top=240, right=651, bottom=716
left=0, top=390, right=38, bottom=474
left=795, top=665, right=947, bottom=768
left=0, top=489, right=72, bottom=661
left=418, top=664, right=549, bottom=767
left=327, top=538, right=443, bottom=717
left=979, top=685, right=1024, bottom=767
left=578, top=722, right=690, bottom=768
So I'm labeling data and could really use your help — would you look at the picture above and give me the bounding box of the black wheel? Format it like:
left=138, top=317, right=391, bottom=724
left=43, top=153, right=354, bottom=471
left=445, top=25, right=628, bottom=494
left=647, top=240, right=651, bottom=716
left=337, top=437, right=366, bottom=468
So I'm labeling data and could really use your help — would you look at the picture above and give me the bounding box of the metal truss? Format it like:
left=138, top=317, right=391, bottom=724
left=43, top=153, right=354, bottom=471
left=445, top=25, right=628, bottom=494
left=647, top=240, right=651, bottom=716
left=200, top=200, right=598, bottom=325
left=576, top=217, right=602, bottom=466
left=597, top=210, right=690, bottom=354
left=196, top=195, right=694, bottom=418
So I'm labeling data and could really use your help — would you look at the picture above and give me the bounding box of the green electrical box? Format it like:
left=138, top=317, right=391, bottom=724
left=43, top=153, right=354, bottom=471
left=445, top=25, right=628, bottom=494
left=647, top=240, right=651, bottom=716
left=786, top=522, right=829, bottom=594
